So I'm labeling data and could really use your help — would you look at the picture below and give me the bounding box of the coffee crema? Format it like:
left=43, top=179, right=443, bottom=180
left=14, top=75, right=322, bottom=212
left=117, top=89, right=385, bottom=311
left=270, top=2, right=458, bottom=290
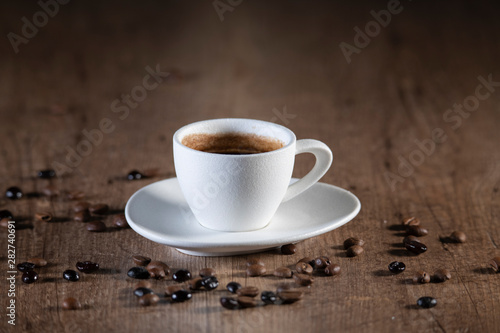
left=182, top=132, right=284, bottom=155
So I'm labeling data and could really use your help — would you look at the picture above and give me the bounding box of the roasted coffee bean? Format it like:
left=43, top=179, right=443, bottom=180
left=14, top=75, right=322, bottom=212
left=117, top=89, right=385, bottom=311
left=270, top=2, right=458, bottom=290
left=490, top=257, right=500, bottom=272
left=0, top=210, right=13, bottom=220
left=142, top=168, right=159, bottom=178
left=86, top=221, right=106, bottom=232
left=74, top=210, right=91, bottom=222
left=412, top=271, right=430, bottom=284
left=417, top=296, right=437, bottom=309
left=278, top=290, right=303, bottom=304
left=165, top=285, right=186, bottom=296
left=295, top=262, right=313, bottom=275
left=236, top=286, right=259, bottom=297
left=27, top=257, right=47, bottom=267
left=173, top=269, right=192, bottom=282
left=188, top=277, right=203, bottom=290
left=237, top=296, right=258, bottom=308
left=346, top=245, right=364, bottom=257
left=35, top=212, right=53, bottom=222
left=89, top=203, right=109, bottom=215
left=148, top=267, right=168, bottom=280
left=132, top=255, right=151, bottom=266
left=261, top=291, right=277, bottom=305
left=135, top=280, right=152, bottom=289
left=405, top=240, right=428, bottom=255
left=273, top=267, right=293, bottom=278
left=76, top=261, right=99, bottom=273
left=220, top=297, right=239, bottom=310
left=41, top=185, right=59, bottom=197
left=298, top=257, right=316, bottom=267
left=293, top=273, right=314, bottom=286
left=276, top=284, right=294, bottom=294
left=246, top=258, right=265, bottom=266
left=199, top=267, right=216, bottom=277
left=127, top=170, right=144, bottom=181
left=281, top=243, right=297, bottom=255
left=113, top=213, right=129, bottom=228
left=449, top=231, right=466, bottom=243
left=388, top=261, right=406, bottom=274
left=134, top=287, right=154, bottom=297
left=402, top=217, right=420, bottom=226
left=246, top=264, right=266, bottom=277
left=127, top=267, right=150, bottom=279
left=6, top=186, right=23, bottom=200
left=226, top=281, right=242, bottom=293
left=324, top=264, right=341, bottom=276
left=146, top=261, right=170, bottom=279
left=22, top=271, right=38, bottom=284
left=17, top=262, right=35, bottom=272
left=0, top=218, right=10, bottom=228
left=62, top=297, right=81, bottom=310
left=201, top=276, right=219, bottom=290
left=314, top=256, right=331, bottom=269
left=172, top=290, right=192, bottom=302
left=37, top=169, right=56, bottom=179
left=138, top=294, right=160, bottom=306
left=433, top=269, right=451, bottom=282
left=407, top=225, right=428, bottom=237
left=343, top=237, right=365, bottom=249
left=403, top=235, right=420, bottom=245
left=66, top=190, right=85, bottom=200
left=73, top=202, right=90, bottom=213
left=63, top=269, right=80, bottom=282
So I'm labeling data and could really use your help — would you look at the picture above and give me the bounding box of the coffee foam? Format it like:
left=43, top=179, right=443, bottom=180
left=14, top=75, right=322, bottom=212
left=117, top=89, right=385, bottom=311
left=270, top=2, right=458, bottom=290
left=181, top=132, right=284, bottom=154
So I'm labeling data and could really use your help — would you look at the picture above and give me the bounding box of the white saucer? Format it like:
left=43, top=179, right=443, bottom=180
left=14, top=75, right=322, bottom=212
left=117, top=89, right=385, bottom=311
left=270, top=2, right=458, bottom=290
left=125, top=178, right=361, bottom=256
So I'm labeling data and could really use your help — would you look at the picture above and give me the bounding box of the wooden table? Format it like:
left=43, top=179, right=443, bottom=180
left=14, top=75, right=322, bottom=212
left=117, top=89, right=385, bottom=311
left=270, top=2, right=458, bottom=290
left=1, top=1, right=499, bottom=332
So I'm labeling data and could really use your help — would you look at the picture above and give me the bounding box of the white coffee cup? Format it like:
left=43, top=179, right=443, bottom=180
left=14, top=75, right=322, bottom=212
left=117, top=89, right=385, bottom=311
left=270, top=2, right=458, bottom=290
left=173, top=118, right=332, bottom=232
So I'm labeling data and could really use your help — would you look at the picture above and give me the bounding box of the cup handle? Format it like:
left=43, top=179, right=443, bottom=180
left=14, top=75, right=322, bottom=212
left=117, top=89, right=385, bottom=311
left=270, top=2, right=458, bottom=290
left=282, top=139, right=333, bottom=202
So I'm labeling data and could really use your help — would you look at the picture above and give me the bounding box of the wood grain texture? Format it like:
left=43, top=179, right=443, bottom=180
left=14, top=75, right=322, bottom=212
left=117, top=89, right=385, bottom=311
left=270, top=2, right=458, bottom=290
left=1, top=1, right=499, bottom=332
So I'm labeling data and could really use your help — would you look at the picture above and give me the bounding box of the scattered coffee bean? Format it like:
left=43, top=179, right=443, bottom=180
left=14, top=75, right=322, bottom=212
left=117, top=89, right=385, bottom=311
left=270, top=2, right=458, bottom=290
left=73, top=202, right=90, bottom=213
left=236, top=286, right=259, bottom=297
left=273, top=267, right=293, bottom=278
left=277, top=290, right=303, bottom=304
left=324, top=264, right=341, bottom=276
left=343, top=237, right=365, bottom=249
left=433, top=269, right=451, bottom=282
left=146, top=261, right=170, bottom=279
left=293, top=273, right=314, bottom=286
left=237, top=296, right=258, bottom=308
left=246, top=258, right=264, bottom=266
left=37, top=169, right=56, bottom=179
left=134, top=287, right=154, bottom=297
left=276, top=284, right=294, bottom=294
left=199, top=267, right=216, bottom=277
left=172, top=290, right=192, bottom=303
left=220, top=297, right=239, bottom=310
left=490, top=257, right=500, bottom=272
left=135, top=280, right=152, bottom=289
left=295, top=262, right=313, bottom=275
left=298, top=257, right=315, bottom=267
left=142, top=168, right=159, bottom=178
left=113, top=213, right=129, bottom=228
left=89, top=203, right=109, bottom=215
left=388, top=261, right=406, bottom=274
left=281, top=243, right=297, bottom=255
left=74, top=210, right=91, bottom=222
left=17, top=262, right=35, bottom=272
left=403, top=235, right=420, bottom=245
left=6, top=186, right=23, bottom=200
left=62, top=297, right=81, bottom=310
left=412, top=271, right=430, bottom=284
left=127, top=170, right=144, bottom=181
left=402, top=217, right=420, bottom=226
left=226, top=281, right=242, bottom=293
left=132, top=255, right=151, bottom=266
left=22, top=271, right=38, bottom=284
left=201, top=276, right=219, bottom=290
left=63, top=269, right=80, bottom=282
left=127, top=267, right=150, bottom=279
left=35, top=212, right=52, bottom=222
left=86, top=221, right=106, bottom=232
left=405, top=240, right=428, bottom=255
left=246, top=264, right=266, bottom=277
left=314, top=256, right=331, bottom=269
left=261, top=291, right=277, bottom=305
left=188, top=277, right=203, bottom=290
left=148, top=267, right=168, bottom=280
left=173, top=269, right=192, bottom=282
left=407, top=225, right=428, bottom=237
left=41, top=185, right=59, bottom=197
left=449, top=231, right=467, bottom=243
left=138, top=294, right=160, bottom=306
left=165, top=285, right=186, bottom=296
left=0, top=210, right=13, bottom=220
left=76, top=261, right=99, bottom=273
left=0, top=218, right=9, bottom=228
left=346, top=245, right=364, bottom=257
left=27, top=257, right=47, bottom=267
left=417, top=296, right=437, bottom=309
left=66, top=190, right=85, bottom=200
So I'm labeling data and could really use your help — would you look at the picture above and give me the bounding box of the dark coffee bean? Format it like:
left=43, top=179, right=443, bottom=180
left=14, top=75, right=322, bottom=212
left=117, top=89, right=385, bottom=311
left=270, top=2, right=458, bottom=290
left=89, top=204, right=109, bottom=215
left=295, top=262, right=313, bottom=275
left=417, top=296, right=437, bottom=309
left=22, top=271, right=38, bottom=284
left=273, top=267, right=293, bottom=278
left=6, top=187, right=23, bottom=200
left=74, top=210, right=91, bottom=222
left=35, top=212, right=53, bottom=222
left=132, top=255, right=151, bottom=266
left=27, top=257, right=47, bottom=267
left=281, top=243, right=297, bottom=255
left=402, top=217, right=420, bottom=226
left=407, top=225, right=428, bottom=237
left=226, top=281, right=242, bottom=293
left=127, top=267, right=150, bottom=279
left=173, top=269, right=192, bottom=282
left=17, top=262, right=35, bottom=272
left=0, top=210, right=13, bottom=220
left=73, top=202, right=90, bottom=213
left=405, top=240, right=428, bottom=255
left=412, top=271, right=430, bottom=284
left=201, top=276, right=219, bottom=290
left=343, top=237, right=365, bottom=249
left=278, top=290, right=303, bottom=304
left=314, top=256, right=331, bottom=269
left=41, top=185, right=59, bottom=197
left=86, top=221, right=106, bottom=232
left=388, top=261, right=406, bottom=274
left=62, top=297, right=81, bottom=310
left=134, top=287, right=154, bottom=297
left=220, top=297, right=239, bottom=310
left=76, top=261, right=99, bottom=273
left=139, top=294, right=160, bottom=306
left=127, top=170, right=144, bottom=181
left=246, top=264, right=266, bottom=277
left=171, top=290, right=192, bottom=302
left=63, top=270, right=80, bottom=282
left=236, top=286, right=259, bottom=297
left=298, top=257, right=316, bottom=267
left=324, top=264, right=341, bottom=276
left=261, top=291, right=277, bottom=305
left=66, top=190, right=85, bottom=200
left=237, top=296, right=258, bottom=308
left=188, top=277, right=203, bottom=290
left=433, top=269, right=451, bottom=282
left=490, top=257, right=500, bottom=272
left=449, top=231, right=466, bottom=243
left=403, top=235, right=420, bottom=245
left=165, top=285, right=186, bottom=296
left=113, top=213, right=129, bottom=228
left=146, top=261, right=170, bottom=279
left=135, top=280, right=152, bottom=290
left=246, top=258, right=264, bottom=266
left=346, top=245, right=364, bottom=257
left=293, top=273, right=314, bottom=286
left=37, top=169, right=56, bottom=179
left=199, top=267, right=216, bottom=277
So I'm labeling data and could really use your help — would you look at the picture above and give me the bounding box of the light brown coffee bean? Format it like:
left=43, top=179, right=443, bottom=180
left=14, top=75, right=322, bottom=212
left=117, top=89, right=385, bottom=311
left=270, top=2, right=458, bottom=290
left=276, top=283, right=294, bottom=294
left=273, top=267, right=293, bottom=278
left=62, top=297, right=81, bottom=310
left=293, top=273, right=314, bottom=286
left=237, top=296, right=258, bottom=308
left=343, top=237, right=365, bottom=250
left=246, top=258, right=264, bottom=267
left=281, top=243, right=297, bottom=255
left=138, top=294, right=160, bottom=306
left=314, top=256, right=331, bottom=269
left=41, top=185, right=59, bottom=197
left=199, top=267, right=216, bottom=277
left=35, top=212, right=52, bottom=222
left=86, top=221, right=106, bottom=232
left=236, top=286, right=259, bottom=297
left=246, top=264, right=266, bottom=277
left=89, top=203, right=109, bottom=215
left=433, top=269, right=451, bottom=282
left=0, top=218, right=10, bottom=228
left=132, top=255, right=151, bottom=266
left=324, top=264, right=341, bottom=276
left=297, top=257, right=315, bottom=266
left=407, top=225, right=428, bottom=237
left=67, top=190, right=85, bottom=200
left=295, top=262, right=313, bottom=275
left=135, top=280, right=152, bottom=289
left=146, top=261, right=170, bottom=279
left=142, top=168, right=159, bottom=178
left=490, top=257, right=500, bottom=272
left=412, top=271, right=430, bottom=284
left=449, top=231, right=466, bottom=243
left=27, top=257, right=47, bottom=267
left=402, top=216, right=420, bottom=226
left=73, top=201, right=90, bottom=213
left=188, top=277, right=203, bottom=290
left=278, top=290, right=303, bottom=303
left=165, top=284, right=186, bottom=296
left=113, top=213, right=129, bottom=228
left=74, top=210, right=90, bottom=222
left=403, top=235, right=420, bottom=245
left=346, top=245, right=364, bottom=257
